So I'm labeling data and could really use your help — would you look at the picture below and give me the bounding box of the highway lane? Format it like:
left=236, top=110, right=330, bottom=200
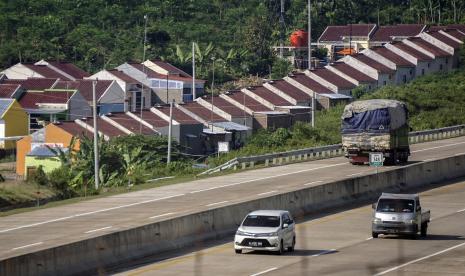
left=115, top=179, right=465, bottom=276
left=1, top=136, right=465, bottom=260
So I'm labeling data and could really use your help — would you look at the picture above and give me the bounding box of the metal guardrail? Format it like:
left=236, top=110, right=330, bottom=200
left=201, top=124, right=465, bottom=175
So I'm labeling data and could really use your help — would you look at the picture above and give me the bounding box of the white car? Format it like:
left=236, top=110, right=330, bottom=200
left=234, top=210, right=296, bottom=254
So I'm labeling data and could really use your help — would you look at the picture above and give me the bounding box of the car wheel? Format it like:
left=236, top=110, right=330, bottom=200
left=277, top=240, right=284, bottom=255
left=288, top=237, right=296, bottom=252
left=235, top=249, right=242, bottom=254
left=421, top=223, right=428, bottom=237
left=372, top=232, right=379, bottom=238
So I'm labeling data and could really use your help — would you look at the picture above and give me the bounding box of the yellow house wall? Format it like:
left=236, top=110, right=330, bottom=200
left=3, top=100, right=28, bottom=149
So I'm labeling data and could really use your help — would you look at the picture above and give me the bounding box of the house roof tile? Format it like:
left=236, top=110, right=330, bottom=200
left=0, top=84, right=21, bottom=98
left=52, top=121, right=93, bottom=139
left=48, top=61, right=90, bottom=79
left=319, top=24, right=376, bottom=42
left=310, top=68, right=356, bottom=89
left=54, top=80, right=114, bottom=102
left=80, top=117, right=127, bottom=137
left=107, top=70, right=141, bottom=84
left=149, top=60, right=192, bottom=78
left=371, top=47, right=415, bottom=67
left=371, top=24, right=425, bottom=42
left=200, top=95, right=246, bottom=117
left=2, top=78, right=58, bottom=90
left=390, top=41, right=433, bottom=61
left=288, top=73, right=333, bottom=93
left=136, top=110, right=169, bottom=128
left=441, top=29, right=465, bottom=41
left=330, top=63, right=377, bottom=83
left=353, top=54, right=396, bottom=74
left=105, top=113, right=156, bottom=135
left=428, top=24, right=465, bottom=34
left=154, top=106, right=200, bottom=124
left=247, top=86, right=293, bottom=106
left=18, top=91, right=74, bottom=109
left=406, top=37, right=451, bottom=57
left=181, top=102, right=225, bottom=122
left=223, top=90, right=271, bottom=112
left=267, top=80, right=311, bottom=101
left=22, top=64, right=71, bottom=80
left=425, top=31, right=462, bottom=49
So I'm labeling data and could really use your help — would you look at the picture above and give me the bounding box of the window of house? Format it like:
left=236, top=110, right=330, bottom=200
left=427, top=63, right=430, bottom=68
left=446, top=58, right=448, bottom=64
left=422, top=68, right=425, bottom=75
left=409, top=69, right=413, bottom=76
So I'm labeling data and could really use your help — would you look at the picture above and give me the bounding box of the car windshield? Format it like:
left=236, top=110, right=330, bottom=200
left=377, top=199, right=415, bottom=213
left=242, top=215, right=280, bottom=227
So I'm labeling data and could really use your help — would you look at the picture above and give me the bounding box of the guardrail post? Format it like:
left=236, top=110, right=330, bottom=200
left=233, top=164, right=237, bottom=170
left=250, top=161, right=254, bottom=168
left=273, top=158, right=277, bottom=165
left=285, top=156, right=290, bottom=163
left=303, top=153, right=308, bottom=160
left=241, top=163, right=246, bottom=170
left=279, top=157, right=283, bottom=165
left=298, top=154, right=302, bottom=161
left=265, top=159, right=269, bottom=166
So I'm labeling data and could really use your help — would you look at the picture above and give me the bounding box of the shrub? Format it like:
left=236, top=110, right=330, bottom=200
left=47, top=166, right=76, bottom=199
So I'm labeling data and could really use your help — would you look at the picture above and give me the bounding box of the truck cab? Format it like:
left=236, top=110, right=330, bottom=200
left=372, top=193, right=430, bottom=238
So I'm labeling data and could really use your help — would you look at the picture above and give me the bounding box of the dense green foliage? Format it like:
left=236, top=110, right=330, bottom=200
left=362, top=69, right=465, bottom=130
left=1, top=0, right=464, bottom=84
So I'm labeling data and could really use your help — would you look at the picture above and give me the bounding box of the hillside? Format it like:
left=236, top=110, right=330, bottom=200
left=1, top=0, right=464, bottom=82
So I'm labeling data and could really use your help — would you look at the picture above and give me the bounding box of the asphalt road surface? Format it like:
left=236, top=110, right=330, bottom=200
left=116, top=178, right=465, bottom=276
left=1, top=136, right=465, bottom=262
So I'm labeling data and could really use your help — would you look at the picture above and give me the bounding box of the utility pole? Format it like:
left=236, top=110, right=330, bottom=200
left=308, top=0, right=312, bottom=70
left=308, top=0, right=315, bottom=128
left=92, top=80, right=100, bottom=190
left=192, top=42, right=196, bottom=100
left=167, top=99, right=173, bottom=164
left=211, top=57, right=215, bottom=132
left=279, top=0, right=285, bottom=58
left=140, top=14, right=148, bottom=134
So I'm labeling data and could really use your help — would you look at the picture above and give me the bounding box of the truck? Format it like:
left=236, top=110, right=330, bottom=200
left=371, top=193, right=430, bottom=239
left=341, top=99, right=410, bottom=165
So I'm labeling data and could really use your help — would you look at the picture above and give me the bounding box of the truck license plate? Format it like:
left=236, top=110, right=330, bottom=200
left=249, top=241, right=262, bottom=247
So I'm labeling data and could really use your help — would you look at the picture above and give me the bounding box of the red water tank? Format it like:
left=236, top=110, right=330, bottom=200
left=290, top=30, right=308, bottom=47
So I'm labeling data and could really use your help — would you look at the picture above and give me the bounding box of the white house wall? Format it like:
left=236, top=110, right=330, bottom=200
left=68, top=92, right=92, bottom=120
left=99, top=81, right=126, bottom=104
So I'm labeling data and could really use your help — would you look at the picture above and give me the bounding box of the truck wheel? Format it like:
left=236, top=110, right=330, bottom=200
left=421, top=223, right=428, bottom=237
left=372, top=232, right=379, bottom=238
left=235, top=249, right=242, bottom=254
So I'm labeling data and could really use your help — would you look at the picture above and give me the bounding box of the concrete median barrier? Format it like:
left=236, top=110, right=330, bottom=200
left=2, top=154, right=465, bottom=276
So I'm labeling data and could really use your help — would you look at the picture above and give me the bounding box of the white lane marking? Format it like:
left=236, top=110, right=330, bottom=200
left=411, top=141, right=465, bottom=153
left=249, top=267, right=278, bottom=276
left=455, top=152, right=465, bottom=156
left=347, top=172, right=363, bottom=177
left=206, top=201, right=229, bottom=207
left=257, top=191, right=277, bottom=196
left=149, top=212, right=176, bottom=219
left=366, top=237, right=373, bottom=241
left=0, top=194, right=185, bottom=234
left=423, top=158, right=435, bottom=162
left=311, top=249, right=336, bottom=257
left=11, top=242, right=43, bottom=251
left=303, top=180, right=323, bottom=186
left=374, top=241, right=465, bottom=276
left=85, top=226, right=112, bottom=234
left=189, top=163, right=347, bottom=194
left=457, top=208, right=465, bottom=213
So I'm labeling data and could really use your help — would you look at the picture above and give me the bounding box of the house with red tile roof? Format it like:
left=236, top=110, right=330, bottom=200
left=427, top=24, right=465, bottom=34
left=305, top=68, right=355, bottom=95
left=241, top=86, right=293, bottom=110
left=419, top=30, right=463, bottom=68
left=1, top=78, right=59, bottom=91
left=402, top=37, right=452, bottom=72
left=341, top=53, right=395, bottom=87
left=361, top=47, right=416, bottom=84
left=54, top=79, right=125, bottom=115
left=88, top=69, right=150, bottom=113
left=282, top=73, right=349, bottom=110
left=385, top=41, right=434, bottom=77
left=195, top=95, right=252, bottom=128
left=370, top=24, right=426, bottom=46
left=262, top=79, right=312, bottom=106
left=100, top=112, right=158, bottom=136
left=1, top=60, right=89, bottom=81
left=0, top=84, right=23, bottom=99
left=219, top=90, right=272, bottom=115
left=18, top=89, right=91, bottom=133
left=325, top=62, right=377, bottom=91
left=117, top=61, right=204, bottom=105
left=318, top=24, right=377, bottom=60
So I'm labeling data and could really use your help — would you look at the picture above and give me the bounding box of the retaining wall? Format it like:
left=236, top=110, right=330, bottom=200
left=1, top=154, right=465, bottom=276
